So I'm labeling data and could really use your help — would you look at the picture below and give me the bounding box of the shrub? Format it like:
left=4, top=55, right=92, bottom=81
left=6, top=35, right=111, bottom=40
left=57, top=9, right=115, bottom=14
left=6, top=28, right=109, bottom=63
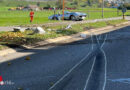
left=118, top=3, right=130, bottom=10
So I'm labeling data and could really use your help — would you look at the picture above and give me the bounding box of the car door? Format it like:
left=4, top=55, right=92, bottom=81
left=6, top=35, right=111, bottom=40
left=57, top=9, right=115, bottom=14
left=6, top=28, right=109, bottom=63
left=64, top=12, right=71, bottom=20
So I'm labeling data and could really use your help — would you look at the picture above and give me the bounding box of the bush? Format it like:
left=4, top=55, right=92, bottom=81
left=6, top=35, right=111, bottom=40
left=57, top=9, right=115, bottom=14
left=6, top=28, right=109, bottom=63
left=43, top=4, right=51, bottom=9
left=80, top=4, right=87, bottom=7
left=118, top=3, right=130, bottom=10
left=124, top=3, right=130, bottom=10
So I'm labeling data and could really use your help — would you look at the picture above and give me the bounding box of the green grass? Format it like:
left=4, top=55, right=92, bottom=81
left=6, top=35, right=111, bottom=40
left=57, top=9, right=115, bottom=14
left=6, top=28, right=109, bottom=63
left=0, top=19, right=127, bottom=46
left=106, top=19, right=127, bottom=25
left=0, top=7, right=130, bottom=26
left=0, top=45, right=8, bottom=50
left=0, top=10, right=56, bottom=26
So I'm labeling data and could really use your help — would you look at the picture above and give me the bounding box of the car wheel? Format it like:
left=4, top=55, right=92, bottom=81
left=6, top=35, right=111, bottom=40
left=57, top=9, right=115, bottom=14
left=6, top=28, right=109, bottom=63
left=70, top=16, right=76, bottom=21
left=53, top=17, right=58, bottom=20
left=79, top=19, right=83, bottom=21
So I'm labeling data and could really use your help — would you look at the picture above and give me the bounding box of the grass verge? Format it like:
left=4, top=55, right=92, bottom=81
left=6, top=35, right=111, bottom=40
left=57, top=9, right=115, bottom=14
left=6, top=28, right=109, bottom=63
left=0, top=45, right=8, bottom=50
left=0, top=19, right=127, bottom=49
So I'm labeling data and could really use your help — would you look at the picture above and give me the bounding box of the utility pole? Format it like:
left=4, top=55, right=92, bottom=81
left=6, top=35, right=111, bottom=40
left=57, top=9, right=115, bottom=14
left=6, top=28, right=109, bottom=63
left=102, top=0, right=104, bottom=18
left=59, top=0, right=62, bottom=7
left=121, top=0, right=126, bottom=19
left=87, top=6, right=90, bottom=19
left=117, top=0, right=119, bottom=16
left=54, top=7, right=56, bottom=20
left=62, top=0, right=65, bottom=20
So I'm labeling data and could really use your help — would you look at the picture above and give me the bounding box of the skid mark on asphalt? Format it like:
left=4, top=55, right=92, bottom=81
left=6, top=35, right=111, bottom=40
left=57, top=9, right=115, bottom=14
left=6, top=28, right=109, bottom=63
left=83, top=57, right=96, bottom=90
left=49, top=32, right=108, bottom=90
left=83, top=33, right=108, bottom=90
left=89, top=31, right=108, bottom=90
left=108, top=78, right=130, bottom=84
left=48, top=45, right=93, bottom=89
left=48, top=32, right=95, bottom=90
left=96, top=34, right=108, bottom=90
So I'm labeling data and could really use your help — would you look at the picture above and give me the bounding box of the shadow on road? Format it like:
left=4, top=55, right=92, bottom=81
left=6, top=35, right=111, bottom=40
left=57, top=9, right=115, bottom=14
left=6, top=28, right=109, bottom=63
left=0, top=25, right=130, bottom=90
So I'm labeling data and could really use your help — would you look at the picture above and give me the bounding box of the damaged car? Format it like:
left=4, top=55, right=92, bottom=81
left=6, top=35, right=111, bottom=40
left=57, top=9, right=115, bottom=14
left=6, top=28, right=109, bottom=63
left=48, top=11, right=87, bottom=21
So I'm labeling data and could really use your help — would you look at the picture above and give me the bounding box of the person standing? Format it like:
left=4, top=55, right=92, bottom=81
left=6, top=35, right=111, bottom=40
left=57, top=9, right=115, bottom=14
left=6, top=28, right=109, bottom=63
left=30, top=10, right=34, bottom=23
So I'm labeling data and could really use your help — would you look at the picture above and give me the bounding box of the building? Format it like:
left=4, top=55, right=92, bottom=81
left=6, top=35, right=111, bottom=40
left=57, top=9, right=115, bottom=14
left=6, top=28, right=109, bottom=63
left=105, top=0, right=130, bottom=4
left=23, top=5, right=40, bottom=11
left=125, top=0, right=130, bottom=3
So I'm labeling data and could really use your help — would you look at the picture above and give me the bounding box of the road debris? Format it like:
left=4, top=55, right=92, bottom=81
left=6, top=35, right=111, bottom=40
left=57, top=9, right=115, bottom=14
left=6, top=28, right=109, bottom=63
left=65, top=24, right=72, bottom=30
left=47, top=28, right=52, bottom=31
left=50, top=82, right=54, bottom=86
left=80, top=33, right=87, bottom=38
left=13, top=27, right=26, bottom=32
left=25, top=56, right=31, bottom=60
left=8, top=62, right=11, bottom=66
left=33, top=27, right=46, bottom=34
left=17, top=87, right=23, bottom=90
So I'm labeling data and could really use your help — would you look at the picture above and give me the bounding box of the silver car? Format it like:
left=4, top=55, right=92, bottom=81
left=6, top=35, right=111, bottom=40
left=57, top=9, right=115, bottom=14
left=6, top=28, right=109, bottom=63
left=48, top=11, right=87, bottom=21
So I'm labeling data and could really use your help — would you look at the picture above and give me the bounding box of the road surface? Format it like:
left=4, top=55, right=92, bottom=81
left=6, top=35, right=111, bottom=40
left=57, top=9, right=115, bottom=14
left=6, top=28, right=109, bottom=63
left=0, top=25, right=130, bottom=90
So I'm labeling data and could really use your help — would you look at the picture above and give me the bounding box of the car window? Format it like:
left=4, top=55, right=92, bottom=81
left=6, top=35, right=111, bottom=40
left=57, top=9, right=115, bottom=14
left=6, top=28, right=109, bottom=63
left=64, top=11, right=71, bottom=14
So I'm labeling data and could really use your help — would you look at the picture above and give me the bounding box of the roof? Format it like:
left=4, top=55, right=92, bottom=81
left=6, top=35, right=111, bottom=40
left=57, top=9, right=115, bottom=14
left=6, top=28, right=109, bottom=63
left=26, top=5, right=39, bottom=8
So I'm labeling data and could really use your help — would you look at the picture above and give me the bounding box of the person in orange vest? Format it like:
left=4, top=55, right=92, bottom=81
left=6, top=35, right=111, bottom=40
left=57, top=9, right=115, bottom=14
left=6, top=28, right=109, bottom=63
left=30, top=10, right=34, bottom=23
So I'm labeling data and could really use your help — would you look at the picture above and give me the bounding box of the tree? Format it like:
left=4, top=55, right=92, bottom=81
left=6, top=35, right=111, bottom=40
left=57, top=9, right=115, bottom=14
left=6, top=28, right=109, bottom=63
left=73, top=0, right=79, bottom=6
left=56, top=0, right=63, bottom=9
left=37, top=2, right=40, bottom=7
left=0, top=0, right=4, bottom=2
left=87, top=0, right=91, bottom=6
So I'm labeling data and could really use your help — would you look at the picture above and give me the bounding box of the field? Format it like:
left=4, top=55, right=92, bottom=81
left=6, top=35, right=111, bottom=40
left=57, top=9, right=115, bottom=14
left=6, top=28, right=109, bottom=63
left=0, top=0, right=56, bottom=7
left=0, top=7, right=130, bottom=26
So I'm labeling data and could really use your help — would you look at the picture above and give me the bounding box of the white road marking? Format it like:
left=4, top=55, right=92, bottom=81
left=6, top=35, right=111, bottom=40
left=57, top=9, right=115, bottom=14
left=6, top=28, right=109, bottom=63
left=49, top=32, right=108, bottom=90
left=96, top=35, right=100, bottom=46
left=48, top=51, right=92, bottom=90
left=90, top=32, right=100, bottom=46
left=48, top=31, right=95, bottom=90
left=101, top=49, right=107, bottom=90
left=97, top=33, right=107, bottom=90
left=83, top=57, right=96, bottom=90
left=101, top=34, right=108, bottom=48
left=90, top=33, right=94, bottom=50
left=100, top=34, right=108, bottom=90
left=92, top=33, right=108, bottom=90
left=83, top=32, right=95, bottom=90
left=99, top=34, right=102, bottom=40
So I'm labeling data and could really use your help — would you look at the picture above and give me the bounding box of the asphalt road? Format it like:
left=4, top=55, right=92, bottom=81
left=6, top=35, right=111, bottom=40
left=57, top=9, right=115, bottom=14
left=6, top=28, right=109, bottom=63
left=0, top=25, right=130, bottom=90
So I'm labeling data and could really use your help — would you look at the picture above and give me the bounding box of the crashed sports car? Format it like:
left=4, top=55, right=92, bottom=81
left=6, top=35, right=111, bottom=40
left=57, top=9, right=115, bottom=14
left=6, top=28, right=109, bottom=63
left=48, top=11, right=87, bottom=21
